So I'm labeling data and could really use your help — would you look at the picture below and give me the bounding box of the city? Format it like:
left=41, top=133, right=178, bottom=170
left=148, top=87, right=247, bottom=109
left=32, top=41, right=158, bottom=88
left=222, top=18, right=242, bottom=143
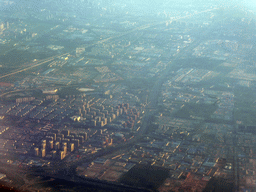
left=0, top=0, right=256, bottom=191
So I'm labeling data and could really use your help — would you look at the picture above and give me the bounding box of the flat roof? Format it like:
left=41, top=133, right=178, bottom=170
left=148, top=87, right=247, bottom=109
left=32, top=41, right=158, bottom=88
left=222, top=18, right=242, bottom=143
left=0, top=173, right=6, bottom=179
left=78, top=88, right=95, bottom=92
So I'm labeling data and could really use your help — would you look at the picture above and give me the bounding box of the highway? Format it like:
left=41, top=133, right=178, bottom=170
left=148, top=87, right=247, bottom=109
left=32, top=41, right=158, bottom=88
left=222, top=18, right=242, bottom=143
left=0, top=7, right=224, bottom=191
left=0, top=7, right=217, bottom=82
left=49, top=8, right=221, bottom=173
left=0, top=53, right=68, bottom=80
left=25, top=18, right=221, bottom=192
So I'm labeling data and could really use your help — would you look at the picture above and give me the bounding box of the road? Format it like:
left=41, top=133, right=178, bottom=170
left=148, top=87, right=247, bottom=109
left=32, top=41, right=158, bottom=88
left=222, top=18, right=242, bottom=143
left=0, top=7, right=217, bottom=82
left=233, top=133, right=239, bottom=192
left=0, top=7, right=223, bottom=191
left=24, top=17, right=223, bottom=192
left=0, top=53, right=68, bottom=80
left=23, top=7, right=219, bottom=170
left=51, top=9, right=222, bottom=172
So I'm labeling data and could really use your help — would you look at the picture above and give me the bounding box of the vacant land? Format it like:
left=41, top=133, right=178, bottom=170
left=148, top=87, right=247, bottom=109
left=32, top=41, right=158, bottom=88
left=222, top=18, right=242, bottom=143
left=174, top=103, right=218, bottom=120
left=234, top=87, right=256, bottom=125
left=119, top=164, right=169, bottom=190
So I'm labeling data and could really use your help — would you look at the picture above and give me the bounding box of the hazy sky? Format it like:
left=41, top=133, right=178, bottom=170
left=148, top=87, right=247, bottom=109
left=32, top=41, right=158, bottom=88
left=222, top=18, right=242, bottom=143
left=1, top=0, right=256, bottom=16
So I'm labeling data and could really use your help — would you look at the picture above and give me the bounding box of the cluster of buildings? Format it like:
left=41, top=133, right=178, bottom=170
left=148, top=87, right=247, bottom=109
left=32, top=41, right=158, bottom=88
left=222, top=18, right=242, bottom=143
left=0, top=21, right=9, bottom=33
left=172, top=68, right=218, bottom=83
left=234, top=132, right=256, bottom=191
left=75, top=101, right=140, bottom=131
left=0, top=90, right=142, bottom=168
left=76, top=127, right=236, bottom=192
left=34, top=130, right=87, bottom=160
left=93, top=72, right=123, bottom=83
left=0, top=126, right=9, bottom=135
left=228, top=68, right=256, bottom=82
left=209, top=91, right=234, bottom=121
left=2, top=99, right=74, bottom=122
left=0, top=128, right=35, bottom=159
left=161, top=83, right=216, bottom=110
left=161, top=70, right=236, bottom=122
left=87, top=43, right=115, bottom=58
left=156, top=117, right=197, bottom=136
left=192, top=39, right=253, bottom=61
left=1, top=2, right=256, bottom=191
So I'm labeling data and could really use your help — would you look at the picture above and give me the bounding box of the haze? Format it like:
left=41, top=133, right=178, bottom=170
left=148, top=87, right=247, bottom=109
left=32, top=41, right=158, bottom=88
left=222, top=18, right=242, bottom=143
left=0, top=0, right=256, bottom=192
